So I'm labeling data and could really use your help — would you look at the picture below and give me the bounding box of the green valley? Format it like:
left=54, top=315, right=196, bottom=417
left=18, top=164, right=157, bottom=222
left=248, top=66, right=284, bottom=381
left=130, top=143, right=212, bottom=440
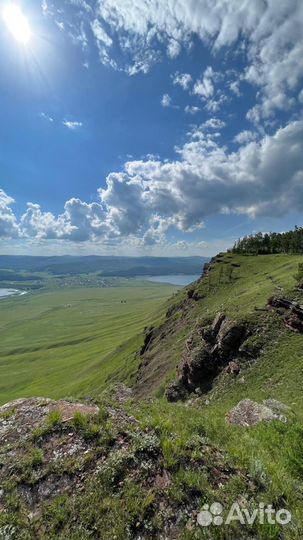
left=0, top=280, right=177, bottom=405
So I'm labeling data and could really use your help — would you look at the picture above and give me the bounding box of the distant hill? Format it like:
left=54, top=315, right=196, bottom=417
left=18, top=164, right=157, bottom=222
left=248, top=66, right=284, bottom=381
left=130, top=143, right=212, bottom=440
left=0, top=255, right=208, bottom=276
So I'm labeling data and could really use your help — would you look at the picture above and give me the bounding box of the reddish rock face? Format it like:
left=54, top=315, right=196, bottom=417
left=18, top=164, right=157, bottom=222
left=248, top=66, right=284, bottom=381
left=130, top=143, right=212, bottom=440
left=268, top=296, right=303, bottom=333
left=215, top=318, right=245, bottom=358
left=167, top=313, right=247, bottom=400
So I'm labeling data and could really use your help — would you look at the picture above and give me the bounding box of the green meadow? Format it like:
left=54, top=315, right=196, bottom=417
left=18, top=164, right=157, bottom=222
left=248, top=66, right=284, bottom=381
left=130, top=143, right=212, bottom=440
left=0, top=280, right=177, bottom=405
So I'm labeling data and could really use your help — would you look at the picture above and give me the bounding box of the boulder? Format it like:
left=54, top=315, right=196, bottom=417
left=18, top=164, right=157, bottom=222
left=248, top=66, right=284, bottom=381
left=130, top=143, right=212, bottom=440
left=0, top=398, right=99, bottom=445
left=226, top=399, right=289, bottom=426
left=225, top=361, right=240, bottom=375
left=262, top=399, right=291, bottom=415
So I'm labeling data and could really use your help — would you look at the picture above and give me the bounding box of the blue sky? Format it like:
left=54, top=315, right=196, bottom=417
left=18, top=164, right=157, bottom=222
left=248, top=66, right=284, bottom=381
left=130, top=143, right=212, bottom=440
left=0, top=0, right=302, bottom=256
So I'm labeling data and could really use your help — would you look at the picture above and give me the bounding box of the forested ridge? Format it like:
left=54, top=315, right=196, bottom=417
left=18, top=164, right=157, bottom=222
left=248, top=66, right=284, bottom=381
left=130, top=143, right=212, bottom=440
left=232, top=227, right=303, bottom=254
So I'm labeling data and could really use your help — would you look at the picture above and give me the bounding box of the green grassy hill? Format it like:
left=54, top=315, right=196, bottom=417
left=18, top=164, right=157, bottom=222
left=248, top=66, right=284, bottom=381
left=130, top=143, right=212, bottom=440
left=133, top=253, right=303, bottom=398
left=122, top=252, right=303, bottom=539
left=0, top=252, right=302, bottom=540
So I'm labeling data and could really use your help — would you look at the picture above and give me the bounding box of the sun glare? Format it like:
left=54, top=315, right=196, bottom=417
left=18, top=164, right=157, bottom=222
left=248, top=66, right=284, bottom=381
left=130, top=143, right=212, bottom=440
left=3, top=4, right=31, bottom=45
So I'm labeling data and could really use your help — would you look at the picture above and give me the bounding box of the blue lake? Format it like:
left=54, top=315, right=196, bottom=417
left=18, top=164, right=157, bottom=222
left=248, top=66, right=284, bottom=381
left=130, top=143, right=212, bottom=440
left=0, top=288, right=27, bottom=299
left=143, top=274, right=200, bottom=286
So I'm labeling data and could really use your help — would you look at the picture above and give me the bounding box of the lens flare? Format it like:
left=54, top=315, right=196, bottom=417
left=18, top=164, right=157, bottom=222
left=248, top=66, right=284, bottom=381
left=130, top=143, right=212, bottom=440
left=3, top=4, right=31, bottom=45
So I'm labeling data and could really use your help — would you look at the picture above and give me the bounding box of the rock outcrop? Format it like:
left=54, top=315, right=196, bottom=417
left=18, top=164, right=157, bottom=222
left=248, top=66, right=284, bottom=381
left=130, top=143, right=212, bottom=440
left=0, top=393, right=258, bottom=540
left=226, top=399, right=291, bottom=426
left=166, top=313, right=248, bottom=401
left=0, top=397, right=99, bottom=445
left=268, top=296, right=303, bottom=333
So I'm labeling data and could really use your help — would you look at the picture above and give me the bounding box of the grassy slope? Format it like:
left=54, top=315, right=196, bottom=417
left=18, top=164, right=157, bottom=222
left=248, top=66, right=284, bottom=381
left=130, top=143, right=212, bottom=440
left=0, top=281, right=177, bottom=405
left=134, top=253, right=303, bottom=397
left=128, top=253, right=303, bottom=538
left=1, top=253, right=302, bottom=539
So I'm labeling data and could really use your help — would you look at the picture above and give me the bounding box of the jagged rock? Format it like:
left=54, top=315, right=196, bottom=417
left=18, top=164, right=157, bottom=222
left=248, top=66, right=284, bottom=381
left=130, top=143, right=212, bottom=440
left=140, top=326, right=155, bottom=355
left=215, top=318, right=245, bottom=358
left=285, top=313, right=303, bottom=333
left=268, top=296, right=294, bottom=310
left=211, top=312, right=226, bottom=335
left=177, top=340, right=217, bottom=391
left=268, top=296, right=303, bottom=333
left=226, top=399, right=289, bottom=426
left=168, top=313, right=248, bottom=400
left=187, top=288, right=202, bottom=301
left=165, top=380, right=188, bottom=402
left=201, top=325, right=215, bottom=344
left=189, top=345, right=216, bottom=376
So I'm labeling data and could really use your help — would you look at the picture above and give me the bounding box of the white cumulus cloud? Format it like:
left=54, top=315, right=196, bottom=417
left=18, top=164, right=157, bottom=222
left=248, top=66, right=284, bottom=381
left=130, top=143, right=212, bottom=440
left=3, top=120, right=302, bottom=245
left=62, top=119, right=83, bottom=130
left=0, top=190, right=20, bottom=238
left=184, top=105, right=200, bottom=115
left=234, top=130, right=257, bottom=144
left=173, top=72, right=192, bottom=90
left=161, top=94, right=171, bottom=107
left=193, top=66, right=216, bottom=99
left=47, top=0, right=302, bottom=125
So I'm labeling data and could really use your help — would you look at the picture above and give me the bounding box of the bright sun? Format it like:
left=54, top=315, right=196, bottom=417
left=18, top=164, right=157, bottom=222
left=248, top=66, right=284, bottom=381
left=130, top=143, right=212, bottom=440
left=3, top=4, right=31, bottom=45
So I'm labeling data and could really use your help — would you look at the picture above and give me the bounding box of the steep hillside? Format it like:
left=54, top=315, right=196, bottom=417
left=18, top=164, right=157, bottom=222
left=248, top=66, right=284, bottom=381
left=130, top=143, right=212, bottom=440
left=134, top=253, right=303, bottom=400
left=0, top=253, right=302, bottom=540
